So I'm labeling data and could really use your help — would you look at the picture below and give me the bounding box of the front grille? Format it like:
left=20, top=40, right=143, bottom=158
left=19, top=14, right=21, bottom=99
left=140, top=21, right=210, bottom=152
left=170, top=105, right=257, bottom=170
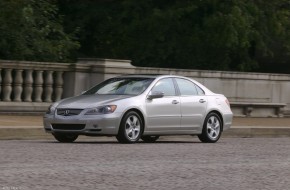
left=52, top=124, right=86, bottom=130
left=57, top=109, right=83, bottom=116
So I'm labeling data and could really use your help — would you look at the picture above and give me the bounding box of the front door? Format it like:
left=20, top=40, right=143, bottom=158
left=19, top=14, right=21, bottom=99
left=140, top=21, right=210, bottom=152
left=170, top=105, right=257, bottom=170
left=146, top=78, right=181, bottom=132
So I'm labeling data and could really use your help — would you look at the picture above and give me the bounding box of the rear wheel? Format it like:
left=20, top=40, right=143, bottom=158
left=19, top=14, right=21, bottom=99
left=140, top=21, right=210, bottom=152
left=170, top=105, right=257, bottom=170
left=53, top=133, right=78, bottom=143
left=116, top=111, right=143, bottom=144
left=198, top=112, right=222, bottom=143
left=141, top=136, right=160, bottom=143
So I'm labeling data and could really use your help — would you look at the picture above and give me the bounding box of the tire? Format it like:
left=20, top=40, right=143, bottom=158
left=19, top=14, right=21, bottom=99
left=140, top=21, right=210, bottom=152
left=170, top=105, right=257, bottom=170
left=198, top=112, right=222, bottom=143
left=141, top=136, right=160, bottom=143
left=116, top=111, right=143, bottom=144
left=53, top=133, right=78, bottom=143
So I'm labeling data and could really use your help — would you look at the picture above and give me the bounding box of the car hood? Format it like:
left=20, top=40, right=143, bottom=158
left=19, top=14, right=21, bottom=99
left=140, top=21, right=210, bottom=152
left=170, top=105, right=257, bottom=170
left=57, top=94, right=132, bottom=109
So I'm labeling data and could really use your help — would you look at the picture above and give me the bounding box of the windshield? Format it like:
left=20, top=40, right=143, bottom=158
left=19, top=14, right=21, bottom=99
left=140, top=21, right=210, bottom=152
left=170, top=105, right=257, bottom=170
left=84, top=77, right=155, bottom=95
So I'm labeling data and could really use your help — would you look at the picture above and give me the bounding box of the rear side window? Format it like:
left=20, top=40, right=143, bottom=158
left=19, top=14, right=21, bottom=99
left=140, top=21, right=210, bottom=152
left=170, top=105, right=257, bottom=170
left=195, top=84, right=205, bottom=95
left=175, top=78, right=198, bottom=96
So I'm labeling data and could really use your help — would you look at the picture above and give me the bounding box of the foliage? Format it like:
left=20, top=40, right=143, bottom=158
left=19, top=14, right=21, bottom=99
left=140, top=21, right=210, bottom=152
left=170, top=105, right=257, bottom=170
left=59, top=0, right=290, bottom=72
left=0, top=0, right=79, bottom=62
left=1, top=0, right=290, bottom=72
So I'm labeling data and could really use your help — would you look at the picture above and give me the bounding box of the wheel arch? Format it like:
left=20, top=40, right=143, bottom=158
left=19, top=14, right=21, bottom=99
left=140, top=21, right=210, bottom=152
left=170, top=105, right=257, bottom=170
left=120, top=108, right=145, bottom=133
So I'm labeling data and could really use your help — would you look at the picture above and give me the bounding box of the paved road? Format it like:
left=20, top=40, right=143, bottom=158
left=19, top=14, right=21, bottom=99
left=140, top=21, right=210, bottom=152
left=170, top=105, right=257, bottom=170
left=1, top=138, right=290, bottom=190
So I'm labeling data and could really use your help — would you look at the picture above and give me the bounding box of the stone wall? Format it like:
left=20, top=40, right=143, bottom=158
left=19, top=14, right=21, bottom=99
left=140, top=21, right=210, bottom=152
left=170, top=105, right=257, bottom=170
left=1, top=58, right=290, bottom=116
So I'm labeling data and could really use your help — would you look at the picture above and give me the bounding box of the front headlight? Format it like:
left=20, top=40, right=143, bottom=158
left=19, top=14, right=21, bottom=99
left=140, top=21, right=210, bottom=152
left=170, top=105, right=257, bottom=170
left=85, top=105, right=117, bottom=115
left=46, top=105, right=56, bottom=114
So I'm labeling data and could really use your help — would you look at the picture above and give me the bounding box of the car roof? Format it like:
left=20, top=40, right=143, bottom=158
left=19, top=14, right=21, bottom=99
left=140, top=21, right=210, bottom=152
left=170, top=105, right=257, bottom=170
left=117, top=74, right=185, bottom=79
left=116, top=74, right=160, bottom=79
left=116, top=74, right=214, bottom=94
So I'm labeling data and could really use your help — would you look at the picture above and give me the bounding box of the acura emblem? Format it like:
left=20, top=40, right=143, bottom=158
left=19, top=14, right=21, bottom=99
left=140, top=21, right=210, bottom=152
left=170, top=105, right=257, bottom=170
left=64, top=110, right=70, bottom=115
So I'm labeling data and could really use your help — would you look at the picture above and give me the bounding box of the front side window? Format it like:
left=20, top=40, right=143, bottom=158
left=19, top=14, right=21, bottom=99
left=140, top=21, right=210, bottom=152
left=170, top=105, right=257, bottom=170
left=84, top=77, right=154, bottom=95
left=151, top=78, right=176, bottom=96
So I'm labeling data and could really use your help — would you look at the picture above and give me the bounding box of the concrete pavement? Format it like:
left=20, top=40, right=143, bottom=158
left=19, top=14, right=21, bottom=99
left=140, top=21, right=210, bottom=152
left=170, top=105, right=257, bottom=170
left=0, top=115, right=290, bottom=140
left=1, top=138, right=290, bottom=190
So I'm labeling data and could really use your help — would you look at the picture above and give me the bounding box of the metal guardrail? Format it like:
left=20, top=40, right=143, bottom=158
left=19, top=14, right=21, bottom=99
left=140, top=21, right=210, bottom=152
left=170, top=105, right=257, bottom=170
left=230, top=102, right=286, bottom=117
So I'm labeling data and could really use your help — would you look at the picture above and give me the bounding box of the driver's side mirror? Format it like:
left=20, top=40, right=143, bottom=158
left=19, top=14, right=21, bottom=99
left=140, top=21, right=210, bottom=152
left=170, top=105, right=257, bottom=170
left=147, top=91, right=164, bottom=100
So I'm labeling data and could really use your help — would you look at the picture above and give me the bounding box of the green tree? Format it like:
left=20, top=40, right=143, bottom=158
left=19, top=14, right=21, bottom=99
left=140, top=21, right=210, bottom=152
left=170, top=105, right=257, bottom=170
left=249, top=0, right=290, bottom=73
left=59, top=0, right=290, bottom=72
left=0, top=0, right=79, bottom=62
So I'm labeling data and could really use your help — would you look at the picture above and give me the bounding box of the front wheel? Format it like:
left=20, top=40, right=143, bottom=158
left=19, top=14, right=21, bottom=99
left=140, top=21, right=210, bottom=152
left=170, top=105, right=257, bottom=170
left=116, top=111, right=143, bottom=144
left=53, top=133, right=78, bottom=143
left=198, top=112, right=222, bottom=143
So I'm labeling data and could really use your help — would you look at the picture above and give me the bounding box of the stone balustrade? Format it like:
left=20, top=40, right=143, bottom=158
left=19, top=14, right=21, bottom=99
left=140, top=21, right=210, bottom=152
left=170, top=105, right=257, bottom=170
left=0, top=60, right=73, bottom=114
left=0, top=64, right=65, bottom=103
left=1, top=58, right=290, bottom=116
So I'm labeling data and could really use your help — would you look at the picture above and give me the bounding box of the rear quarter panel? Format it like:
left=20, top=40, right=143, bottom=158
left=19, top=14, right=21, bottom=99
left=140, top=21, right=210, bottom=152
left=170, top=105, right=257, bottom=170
left=205, top=95, right=233, bottom=131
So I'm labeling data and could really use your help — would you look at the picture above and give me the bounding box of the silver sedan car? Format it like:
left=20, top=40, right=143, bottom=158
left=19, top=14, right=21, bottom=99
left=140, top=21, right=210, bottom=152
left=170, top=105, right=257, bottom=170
left=44, top=75, right=233, bottom=143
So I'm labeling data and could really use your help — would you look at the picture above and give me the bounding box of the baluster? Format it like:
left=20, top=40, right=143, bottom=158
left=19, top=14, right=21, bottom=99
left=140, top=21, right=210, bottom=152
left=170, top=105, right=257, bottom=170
left=2, top=69, right=13, bottom=101
left=24, top=70, right=33, bottom=102
left=13, top=69, right=23, bottom=102
left=44, top=71, right=53, bottom=102
left=54, top=71, right=63, bottom=101
left=0, top=69, right=2, bottom=100
left=34, top=70, right=43, bottom=102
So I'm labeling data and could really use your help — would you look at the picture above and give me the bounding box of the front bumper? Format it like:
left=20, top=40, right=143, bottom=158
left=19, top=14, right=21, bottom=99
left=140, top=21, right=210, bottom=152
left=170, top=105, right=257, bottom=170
left=43, top=112, right=121, bottom=136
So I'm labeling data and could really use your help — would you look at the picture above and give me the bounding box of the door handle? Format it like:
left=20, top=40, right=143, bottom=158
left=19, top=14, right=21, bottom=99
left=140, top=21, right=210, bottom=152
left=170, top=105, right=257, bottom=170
left=199, top=99, right=206, bottom=103
left=172, top=100, right=179, bottom=104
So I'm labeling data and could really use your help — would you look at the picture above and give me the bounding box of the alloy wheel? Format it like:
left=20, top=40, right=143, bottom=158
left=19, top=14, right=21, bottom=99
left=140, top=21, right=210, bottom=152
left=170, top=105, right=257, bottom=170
left=206, top=116, right=221, bottom=140
left=125, top=115, right=141, bottom=140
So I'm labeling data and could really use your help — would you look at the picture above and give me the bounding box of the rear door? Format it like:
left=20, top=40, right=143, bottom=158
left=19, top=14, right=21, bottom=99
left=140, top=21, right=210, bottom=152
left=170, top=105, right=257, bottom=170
left=175, top=78, right=208, bottom=131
